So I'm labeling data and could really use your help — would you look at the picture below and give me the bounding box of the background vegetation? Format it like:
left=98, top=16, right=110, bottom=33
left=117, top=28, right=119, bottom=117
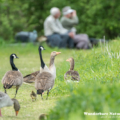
left=0, top=0, right=120, bottom=40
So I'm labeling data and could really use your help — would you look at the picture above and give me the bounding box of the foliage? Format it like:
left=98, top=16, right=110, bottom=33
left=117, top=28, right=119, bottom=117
left=0, top=0, right=120, bottom=40
left=0, top=37, right=6, bottom=45
left=48, top=83, right=120, bottom=120
left=47, top=40, right=120, bottom=120
left=0, top=1, right=28, bottom=40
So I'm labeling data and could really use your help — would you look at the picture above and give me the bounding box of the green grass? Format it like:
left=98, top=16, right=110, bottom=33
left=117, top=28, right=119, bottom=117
left=0, top=43, right=77, bottom=120
left=0, top=40, right=120, bottom=120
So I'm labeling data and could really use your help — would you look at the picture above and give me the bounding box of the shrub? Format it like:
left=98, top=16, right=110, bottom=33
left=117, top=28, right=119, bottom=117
left=1, top=0, right=120, bottom=40
left=48, top=83, right=120, bottom=120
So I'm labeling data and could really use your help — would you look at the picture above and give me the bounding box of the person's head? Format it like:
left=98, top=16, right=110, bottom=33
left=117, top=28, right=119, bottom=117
left=62, top=6, right=74, bottom=18
left=50, top=7, right=61, bottom=19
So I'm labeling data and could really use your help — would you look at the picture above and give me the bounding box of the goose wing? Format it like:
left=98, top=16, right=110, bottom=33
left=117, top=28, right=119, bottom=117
left=35, top=72, right=54, bottom=91
left=23, top=71, right=39, bottom=83
left=2, top=71, right=23, bottom=89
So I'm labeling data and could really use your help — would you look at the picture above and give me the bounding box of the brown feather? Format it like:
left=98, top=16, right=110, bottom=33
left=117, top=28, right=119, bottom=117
left=64, top=70, right=80, bottom=81
left=23, top=71, right=39, bottom=83
left=2, top=71, right=23, bottom=89
left=35, top=72, right=54, bottom=91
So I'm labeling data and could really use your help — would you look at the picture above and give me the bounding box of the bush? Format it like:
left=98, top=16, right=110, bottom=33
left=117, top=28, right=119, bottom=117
left=0, top=37, right=6, bottom=46
left=48, top=83, right=120, bottom=120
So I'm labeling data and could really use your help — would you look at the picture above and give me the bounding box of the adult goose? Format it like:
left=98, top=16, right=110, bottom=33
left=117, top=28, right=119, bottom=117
left=2, top=54, right=23, bottom=98
left=64, top=57, right=80, bottom=82
left=35, top=46, right=61, bottom=99
left=23, top=46, right=49, bottom=83
left=0, top=91, right=20, bottom=116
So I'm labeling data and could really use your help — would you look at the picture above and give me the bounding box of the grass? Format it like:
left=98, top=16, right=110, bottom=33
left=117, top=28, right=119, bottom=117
left=0, top=40, right=120, bottom=120
left=0, top=42, right=77, bottom=120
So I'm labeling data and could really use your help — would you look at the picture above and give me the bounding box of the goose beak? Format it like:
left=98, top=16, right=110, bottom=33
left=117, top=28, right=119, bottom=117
left=56, top=52, right=61, bottom=55
left=16, top=57, right=19, bottom=59
left=66, top=59, right=69, bottom=62
left=16, top=111, right=19, bottom=116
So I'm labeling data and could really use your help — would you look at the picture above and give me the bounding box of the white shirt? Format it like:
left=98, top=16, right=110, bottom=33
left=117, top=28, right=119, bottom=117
left=44, top=15, right=68, bottom=36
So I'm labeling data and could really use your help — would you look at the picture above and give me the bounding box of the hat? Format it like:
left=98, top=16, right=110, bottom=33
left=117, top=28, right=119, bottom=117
left=62, top=6, right=74, bottom=15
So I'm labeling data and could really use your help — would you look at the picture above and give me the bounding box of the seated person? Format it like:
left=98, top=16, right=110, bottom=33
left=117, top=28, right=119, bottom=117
left=61, top=6, right=92, bottom=49
left=44, top=7, right=74, bottom=48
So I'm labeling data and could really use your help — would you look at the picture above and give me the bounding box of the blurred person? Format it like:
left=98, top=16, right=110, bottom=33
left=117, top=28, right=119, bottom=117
left=15, top=30, right=37, bottom=43
left=61, top=6, right=101, bottom=49
left=44, top=7, right=74, bottom=48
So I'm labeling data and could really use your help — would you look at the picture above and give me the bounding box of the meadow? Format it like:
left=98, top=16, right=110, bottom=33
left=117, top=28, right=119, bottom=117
left=0, top=40, right=120, bottom=120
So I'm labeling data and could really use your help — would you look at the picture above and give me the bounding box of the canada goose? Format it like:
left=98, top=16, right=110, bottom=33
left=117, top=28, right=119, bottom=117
left=0, top=91, right=20, bottom=116
left=64, top=57, right=80, bottom=82
left=23, top=46, right=49, bottom=83
left=35, top=48, right=61, bottom=99
left=30, top=91, right=37, bottom=101
left=39, top=113, right=47, bottom=120
left=2, top=54, right=23, bottom=98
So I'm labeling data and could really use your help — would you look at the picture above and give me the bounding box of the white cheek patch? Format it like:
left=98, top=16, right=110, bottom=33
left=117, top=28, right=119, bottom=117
left=12, top=54, right=16, bottom=58
left=40, top=47, right=44, bottom=50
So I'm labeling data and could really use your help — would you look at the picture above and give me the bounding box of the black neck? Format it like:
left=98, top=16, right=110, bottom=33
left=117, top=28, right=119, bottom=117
left=39, top=49, right=45, bottom=69
left=10, top=56, right=18, bottom=71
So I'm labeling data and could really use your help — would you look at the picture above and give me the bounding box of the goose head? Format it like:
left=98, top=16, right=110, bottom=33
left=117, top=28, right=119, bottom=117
left=11, top=99, right=20, bottom=116
left=66, top=57, right=74, bottom=62
left=49, top=51, right=61, bottom=66
left=38, top=46, right=45, bottom=51
left=10, top=54, right=19, bottom=59
left=51, top=51, right=61, bottom=57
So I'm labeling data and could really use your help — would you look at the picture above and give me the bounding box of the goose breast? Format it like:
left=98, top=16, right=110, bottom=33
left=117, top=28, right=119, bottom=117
left=64, top=70, right=80, bottom=81
left=2, top=71, right=23, bottom=86
left=35, top=72, right=54, bottom=91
